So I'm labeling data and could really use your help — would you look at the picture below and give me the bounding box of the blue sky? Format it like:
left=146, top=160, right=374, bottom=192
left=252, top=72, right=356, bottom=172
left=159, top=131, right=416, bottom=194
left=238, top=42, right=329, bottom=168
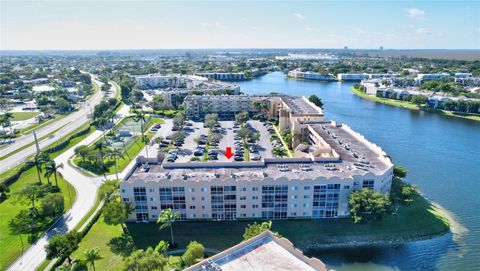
left=1, top=0, right=479, bottom=50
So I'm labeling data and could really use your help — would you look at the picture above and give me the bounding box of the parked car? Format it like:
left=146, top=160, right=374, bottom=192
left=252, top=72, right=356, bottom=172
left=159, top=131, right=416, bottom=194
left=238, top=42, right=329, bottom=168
left=234, top=155, right=244, bottom=161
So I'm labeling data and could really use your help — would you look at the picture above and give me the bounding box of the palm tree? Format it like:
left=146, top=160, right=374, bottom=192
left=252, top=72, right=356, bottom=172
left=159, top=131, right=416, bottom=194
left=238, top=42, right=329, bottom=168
left=84, top=247, right=102, bottom=271
left=107, top=148, right=124, bottom=180
left=2, top=112, right=14, bottom=135
left=272, top=147, right=287, bottom=158
left=27, top=152, right=48, bottom=184
left=45, top=160, right=64, bottom=187
left=157, top=209, right=181, bottom=246
left=133, top=110, right=147, bottom=142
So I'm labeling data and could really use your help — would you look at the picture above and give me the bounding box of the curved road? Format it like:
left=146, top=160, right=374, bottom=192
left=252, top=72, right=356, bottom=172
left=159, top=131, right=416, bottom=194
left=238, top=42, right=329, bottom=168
left=0, top=76, right=105, bottom=174
left=6, top=81, right=124, bottom=271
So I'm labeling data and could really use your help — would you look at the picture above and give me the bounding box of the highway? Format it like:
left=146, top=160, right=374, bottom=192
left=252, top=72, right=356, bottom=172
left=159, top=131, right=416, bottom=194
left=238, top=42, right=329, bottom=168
left=0, top=76, right=105, bottom=174
left=6, top=84, right=129, bottom=271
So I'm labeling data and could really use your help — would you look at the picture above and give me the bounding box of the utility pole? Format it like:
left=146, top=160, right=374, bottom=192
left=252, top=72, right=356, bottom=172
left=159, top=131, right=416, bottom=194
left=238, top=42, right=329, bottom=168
left=33, top=131, right=40, bottom=155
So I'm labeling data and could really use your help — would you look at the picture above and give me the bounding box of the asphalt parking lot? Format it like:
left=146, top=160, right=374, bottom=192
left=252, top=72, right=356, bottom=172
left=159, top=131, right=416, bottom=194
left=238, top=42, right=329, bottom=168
left=164, top=120, right=273, bottom=163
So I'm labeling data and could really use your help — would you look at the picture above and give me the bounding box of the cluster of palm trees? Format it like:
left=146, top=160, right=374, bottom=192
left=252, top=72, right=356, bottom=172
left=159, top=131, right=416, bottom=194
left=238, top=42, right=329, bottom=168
left=74, top=140, right=125, bottom=179
left=27, top=151, right=64, bottom=187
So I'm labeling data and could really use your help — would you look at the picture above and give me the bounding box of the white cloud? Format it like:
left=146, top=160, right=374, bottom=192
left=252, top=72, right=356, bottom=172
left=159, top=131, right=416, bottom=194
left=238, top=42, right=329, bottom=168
left=353, top=27, right=366, bottom=34
left=199, top=22, right=212, bottom=27
left=416, top=27, right=431, bottom=35
left=198, top=22, right=229, bottom=30
left=406, top=8, right=426, bottom=19
left=293, top=13, right=306, bottom=21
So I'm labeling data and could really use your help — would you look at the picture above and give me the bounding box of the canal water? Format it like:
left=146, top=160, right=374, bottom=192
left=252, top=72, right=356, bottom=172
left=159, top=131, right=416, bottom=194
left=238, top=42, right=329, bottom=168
left=238, top=72, right=480, bottom=271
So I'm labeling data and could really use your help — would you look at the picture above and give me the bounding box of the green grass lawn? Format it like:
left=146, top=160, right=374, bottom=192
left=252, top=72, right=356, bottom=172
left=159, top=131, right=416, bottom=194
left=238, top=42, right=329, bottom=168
left=71, top=215, right=124, bottom=271
left=0, top=167, right=76, bottom=270
left=126, top=193, right=449, bottom=252
left=350, top=87, right=421, bottom=110
left=1, top=111, right=40, bottom=121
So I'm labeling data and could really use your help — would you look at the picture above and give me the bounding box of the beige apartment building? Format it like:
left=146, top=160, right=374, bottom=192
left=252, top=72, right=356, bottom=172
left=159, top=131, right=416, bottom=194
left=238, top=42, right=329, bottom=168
left=120, top=98, right=393, bottom=222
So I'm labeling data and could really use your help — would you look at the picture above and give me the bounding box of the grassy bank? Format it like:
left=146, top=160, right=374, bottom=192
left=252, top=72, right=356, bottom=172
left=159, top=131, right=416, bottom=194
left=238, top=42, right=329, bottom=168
left=351, top=87, right=480, bottom=121
left=350, top=87, right=421, bottom=110
left=1, top=111, right=40, bottom=121
left=125, top=191, right=449, bottom=252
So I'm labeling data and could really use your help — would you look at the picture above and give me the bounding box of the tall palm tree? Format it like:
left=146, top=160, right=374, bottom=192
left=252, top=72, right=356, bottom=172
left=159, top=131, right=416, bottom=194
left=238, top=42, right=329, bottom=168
left=133, top=110, right=147, bottom=142
left=45, top=160, right=64, bottom=187
left=156, top=209, right=181, bottom=246
left=27, top=152, right=48, bottom=184
left=107, top=148, right=124, bottom=180
left=2, top=112, right=14, bottom=135
left=84, top=247, right=102, bottom=271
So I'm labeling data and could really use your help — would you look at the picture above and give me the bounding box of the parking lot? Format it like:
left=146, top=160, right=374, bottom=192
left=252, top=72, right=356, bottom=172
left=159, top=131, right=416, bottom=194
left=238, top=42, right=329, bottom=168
left=162, top=119, right=275, bottom=163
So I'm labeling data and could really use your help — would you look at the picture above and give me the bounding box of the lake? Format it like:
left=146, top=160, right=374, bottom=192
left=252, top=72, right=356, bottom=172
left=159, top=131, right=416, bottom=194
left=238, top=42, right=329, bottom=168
left=238, top=72, right=480, bottom=271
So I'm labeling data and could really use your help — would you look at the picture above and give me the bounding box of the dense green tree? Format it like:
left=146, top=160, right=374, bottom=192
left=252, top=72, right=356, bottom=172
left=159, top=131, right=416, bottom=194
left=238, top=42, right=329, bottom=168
left=411, top=95, right=428, bottom=107
left=182, top=241, right=204, bottom=267
left=348, top=188, right=391, bottom=223
left=123, top=247, right=167, bottom=271
left=15, top=183, right=49, bottom=208
left=103, top=201, right=133, bottom=231
left=243, top=221, right=272, bottom=240
left=133, top=110, right=147, bottom=142
left=27, top=152, right=49, bottom=184
left=45, top=160, right=64, bottom=188
left=393, top=165, right=408, bottom=178
left=155, top=240, right=169, bottom=255
left=173, top=111, right=185, bottom=127
left=45, top=231, right=81, bottom=264
left=204, top=113, right=218, bottom=129
left=40, top=193, right=64, bottom=218
left=308, top=94, right=324, bottom=109
left=235, top=112, right=249, bottom=125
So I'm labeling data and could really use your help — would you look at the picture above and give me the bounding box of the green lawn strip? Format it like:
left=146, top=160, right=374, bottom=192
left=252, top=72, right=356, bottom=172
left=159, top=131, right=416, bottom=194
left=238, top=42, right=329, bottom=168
left=1, top=111, right=40, bottom=121
left=242, top=138, right=249, bottom=161
left=351, top=87, right=480, bottom=122
left=71, top=215, right=124, bottom=271
left=350, top=87, right=421, bottom=110
left=0, top=169, right=76, bottom=270
left=272, top=125, right=293, bottom=158
left=0, top=123, right=70, bottom=161
left=110, top=81, right=121, bottom=100
left=126, top=194, right=449, bottom=254
left=202, top=130, right=212, bottom=162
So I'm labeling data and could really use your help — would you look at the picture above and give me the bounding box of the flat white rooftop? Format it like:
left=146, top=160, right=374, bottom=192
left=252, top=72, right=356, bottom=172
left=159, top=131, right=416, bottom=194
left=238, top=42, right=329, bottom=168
left=186, top=231, right=329, bottom=271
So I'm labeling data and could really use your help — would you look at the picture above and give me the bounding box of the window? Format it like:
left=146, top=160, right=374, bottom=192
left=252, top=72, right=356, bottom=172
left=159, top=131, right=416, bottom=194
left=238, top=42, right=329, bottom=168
left=343, top=185, right=350, bottom=189
left=201, top=197, right=205, bottom=201
left=149, top=188, right=154, bottom=193
left=202, top=205, right=205, bottom=209
left=201, top=188, right=207, bottom=192
left=241, top=187, right=247, bottom=191
left=252, top=187, right=259, bottom=191
left=121, top=189, right=125, bottom=193
left=189, top=188, right=195, bottom=192
left=290, top=212, right=297, bottom=216
left=303, top=203, right=309, bottom=207
left=304, top=186, right=311, bottom=190
left=252, top=205, right=259, bottom=208
left=191, top=197, right=195, bottom=201
left=202, top=214, right=208, bottom=218
left=240, top=196, right=246, bottom=200
left=292, top=186, right=298, bottom=191
left=304, top=195, right=310, bottom=199
left=252, top=196, right=258, bottom=200
left=123, top=198, right=129, bottom=202
left=190, top=206, right=196, bottom=209
left=362, top=180, right=375, bottom=189
left=151, top=206, right=157, bottom=210
left=292, top=195, right=298, bottom=199
left=261, top=185, right=288, bottom=219
left=241, top=205, right=246, bottom=209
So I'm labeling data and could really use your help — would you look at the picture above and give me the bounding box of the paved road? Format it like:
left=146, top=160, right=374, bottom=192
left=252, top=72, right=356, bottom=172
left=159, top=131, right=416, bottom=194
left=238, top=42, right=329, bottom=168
left=0, top=76, right=107, bottom=174
left=6, top=131, right=104, bottom=271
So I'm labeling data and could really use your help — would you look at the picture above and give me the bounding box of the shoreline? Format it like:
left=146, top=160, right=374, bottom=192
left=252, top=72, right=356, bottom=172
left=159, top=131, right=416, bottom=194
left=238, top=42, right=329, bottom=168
left=350, top=87, right=480, bottom=122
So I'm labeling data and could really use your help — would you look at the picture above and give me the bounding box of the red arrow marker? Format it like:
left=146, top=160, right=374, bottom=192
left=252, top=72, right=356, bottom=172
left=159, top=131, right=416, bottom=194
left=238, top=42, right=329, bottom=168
left=224, top=147, right=234, bottom=159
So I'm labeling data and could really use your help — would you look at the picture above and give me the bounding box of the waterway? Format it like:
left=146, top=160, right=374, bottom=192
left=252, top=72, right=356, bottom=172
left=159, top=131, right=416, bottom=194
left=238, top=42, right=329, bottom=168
left=238, top=72, right=480, bottom=271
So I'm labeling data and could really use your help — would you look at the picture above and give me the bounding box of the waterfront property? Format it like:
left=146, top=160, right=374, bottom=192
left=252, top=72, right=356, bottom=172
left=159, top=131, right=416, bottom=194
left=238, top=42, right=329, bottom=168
left=337, top=73, right=396, bottom=81
left=197, top=72, right=246, bottom=81
left=288, top=69, right=335, bottom=81
left=185, top=230, right=331, bottom=271
left=120, top=94, right=393, bottom=222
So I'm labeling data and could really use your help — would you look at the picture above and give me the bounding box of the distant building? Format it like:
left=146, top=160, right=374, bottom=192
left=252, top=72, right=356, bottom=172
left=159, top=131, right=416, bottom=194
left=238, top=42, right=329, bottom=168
left=185, top=230, right=332, bottom=271
left=416, top=73, right=451, bottom=83
left=275, top=54, right=339, bottom=62
left=337, top=73, right=396, bottom=81
left=196, top=72, right=246, bottom=81
left=288, top=69, right=335, bottom=81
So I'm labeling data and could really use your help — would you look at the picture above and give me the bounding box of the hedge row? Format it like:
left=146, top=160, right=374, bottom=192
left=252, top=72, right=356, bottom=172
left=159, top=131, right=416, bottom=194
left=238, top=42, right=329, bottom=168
left=0, top=125, right=92, bottom=187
